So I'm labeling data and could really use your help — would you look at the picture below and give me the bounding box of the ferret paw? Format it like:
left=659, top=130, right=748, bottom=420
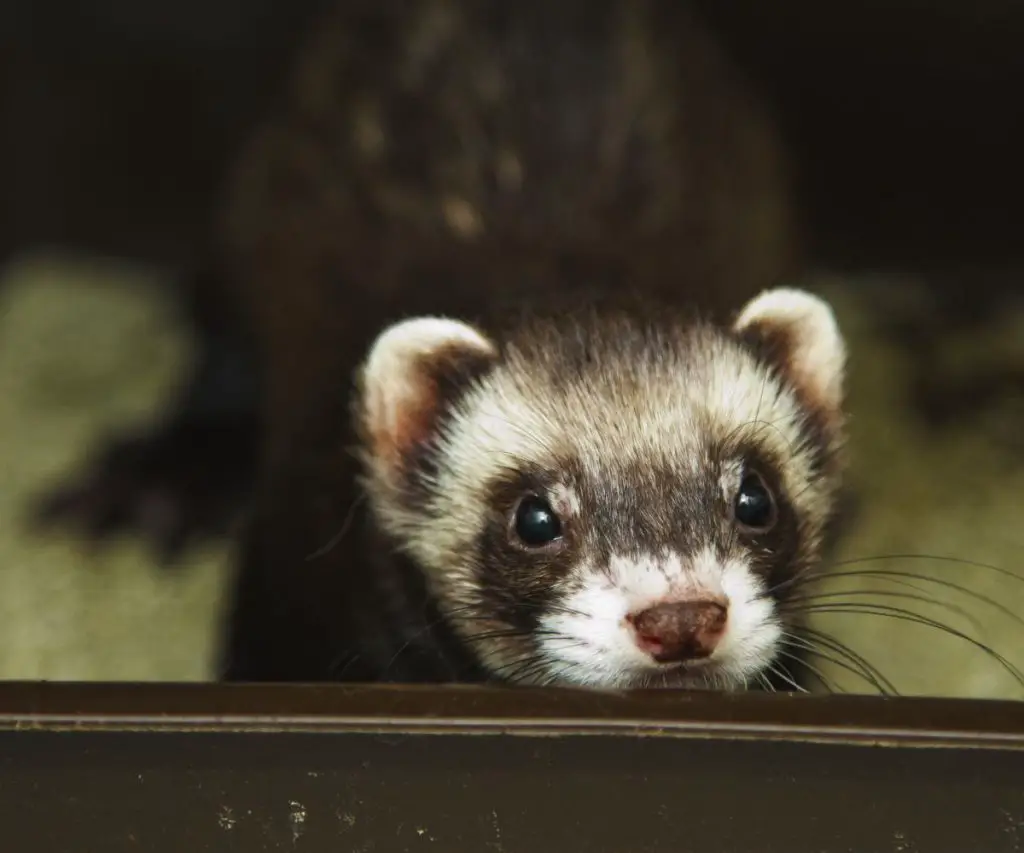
left=30, top=417, right=259, bottom=565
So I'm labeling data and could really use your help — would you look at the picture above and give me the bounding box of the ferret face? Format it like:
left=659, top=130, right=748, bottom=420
left=356, top=288, right=846, bottom=690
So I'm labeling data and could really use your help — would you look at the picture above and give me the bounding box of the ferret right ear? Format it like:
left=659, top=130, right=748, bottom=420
left=357, top=316, right=498, bottom=475
left=732, top=287, right=846, bottom=416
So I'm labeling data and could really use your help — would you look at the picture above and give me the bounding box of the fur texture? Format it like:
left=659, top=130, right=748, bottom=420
left=217, top=0, right=810, bottom=685
left=353, top=288, right=846, bottom=689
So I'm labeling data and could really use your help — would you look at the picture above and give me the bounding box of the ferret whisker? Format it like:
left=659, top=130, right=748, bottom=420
left=718, top=411, right=761, bottom=451
left=768, top=552, right=1024, bottom=604
left=791, top=566, right=1024, bottom=632
left=376, top=605, right=506, bottom=676
left=443, top=601, right=593, bottom=631
left=327, top=650, right=362, bottom=679
left=782, top=629, right=896, bottom=695
left=832, top=553, right=1024, bottom=585
left=329, top=604, right=493, bottom=678
left=305, top=493, right=366, bottom=561
left=745, top=417, right=800, bottom=460
left=533, top=669, right=563, bottom=689
left=507, top=662, right=549, bottom=686
left=782, top=588, right=981, bottom=634
left=786, top=566, right=966, bottom=600
left=779, top=632, right=877, bottom=692
left=498, top=653, right=558, bottom=685
left=483, top=652, right=538, bottom=682
left=774, top=647, right=843, bottom=694
left=765, top=661, right=807, bottom=693
left=539, top=604, right=593, bottom=621
left=456, top=627, right=558, bottom=647
left=793, top=625, right=899, bottom=694
left=500, top=595, right=593, bottom=621
left=455, top=629, right=529, bottom=645
left=792, top=603, right=1024, bottom=688
left=719, top=406, right=798, bottom=463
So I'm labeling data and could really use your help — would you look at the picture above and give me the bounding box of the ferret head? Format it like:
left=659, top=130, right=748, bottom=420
left=355, top=288, right=846, bottom=689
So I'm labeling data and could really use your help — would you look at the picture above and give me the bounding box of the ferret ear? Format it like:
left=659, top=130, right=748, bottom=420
left=732, top=287, right=846, bottom=414
left=357, top=316, right=499, bottom=474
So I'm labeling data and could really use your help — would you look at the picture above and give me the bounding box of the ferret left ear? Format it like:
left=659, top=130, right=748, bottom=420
left=732, top=287, right=846, bottom=413
left=357, top=316, right=499, bottom=476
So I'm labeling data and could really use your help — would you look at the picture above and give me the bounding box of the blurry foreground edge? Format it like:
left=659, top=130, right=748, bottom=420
left=0, top=683, right=1022, bottom=851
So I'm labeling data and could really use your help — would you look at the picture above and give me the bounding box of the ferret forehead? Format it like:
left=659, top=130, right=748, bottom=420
left=443, top=327, right=805, bottom=488
left=500, top=309, right=700, bottom=376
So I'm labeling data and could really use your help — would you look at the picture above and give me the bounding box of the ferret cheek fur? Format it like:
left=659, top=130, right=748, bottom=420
left=534, top=550, right=782, bottom=689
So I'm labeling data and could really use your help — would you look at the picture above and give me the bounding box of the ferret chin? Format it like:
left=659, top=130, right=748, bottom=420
left=354, top=287, right=847, bottom=690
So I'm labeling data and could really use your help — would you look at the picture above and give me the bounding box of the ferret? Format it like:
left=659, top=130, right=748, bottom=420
left=223, top=287, right=845, bottom=688
left=366, top=290, right=845, bottom=688
left=129, top=0, right=836, bottom=687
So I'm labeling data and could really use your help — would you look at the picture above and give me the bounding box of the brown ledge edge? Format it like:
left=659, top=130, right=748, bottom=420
left=0, top=681, right=1022, bottom=749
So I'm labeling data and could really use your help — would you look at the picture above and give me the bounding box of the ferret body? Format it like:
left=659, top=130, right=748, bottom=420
left=216, top=0, right=801, bottom=462
left=214, top=0, right=847, bottom=688
left=35, top=0, right=804, bottom=565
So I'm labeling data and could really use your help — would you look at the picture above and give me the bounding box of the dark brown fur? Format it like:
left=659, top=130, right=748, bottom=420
left=214, top=0, right=806, bottom=682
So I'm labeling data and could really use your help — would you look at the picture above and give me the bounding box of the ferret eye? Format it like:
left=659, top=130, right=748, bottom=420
left=513, top=496, right=563, bottom=546
left=734, top=471, right=776, bottom=531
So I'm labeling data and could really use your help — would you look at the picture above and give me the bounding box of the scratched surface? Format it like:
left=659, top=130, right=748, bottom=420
left=1, top=729, right=1023, bottom=853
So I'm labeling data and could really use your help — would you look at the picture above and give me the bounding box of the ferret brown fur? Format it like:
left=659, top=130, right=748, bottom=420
left=212, top=0, right=818, bottom=684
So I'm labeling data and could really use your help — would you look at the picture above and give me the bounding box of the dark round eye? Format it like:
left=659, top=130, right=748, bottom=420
left=513, top=495, right=563, bottom=546
left=734, top=471, right=776, bottom=531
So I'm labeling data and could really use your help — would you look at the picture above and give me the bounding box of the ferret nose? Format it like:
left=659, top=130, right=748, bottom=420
left=627, top=600, right=728, bottom=663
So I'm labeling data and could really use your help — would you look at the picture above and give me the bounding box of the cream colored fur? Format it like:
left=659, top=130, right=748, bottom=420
left=357, top=288, right=846, bottom=688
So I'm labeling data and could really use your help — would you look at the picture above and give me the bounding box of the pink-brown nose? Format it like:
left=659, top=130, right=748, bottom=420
left=627, top=600, right=728, bottom=663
